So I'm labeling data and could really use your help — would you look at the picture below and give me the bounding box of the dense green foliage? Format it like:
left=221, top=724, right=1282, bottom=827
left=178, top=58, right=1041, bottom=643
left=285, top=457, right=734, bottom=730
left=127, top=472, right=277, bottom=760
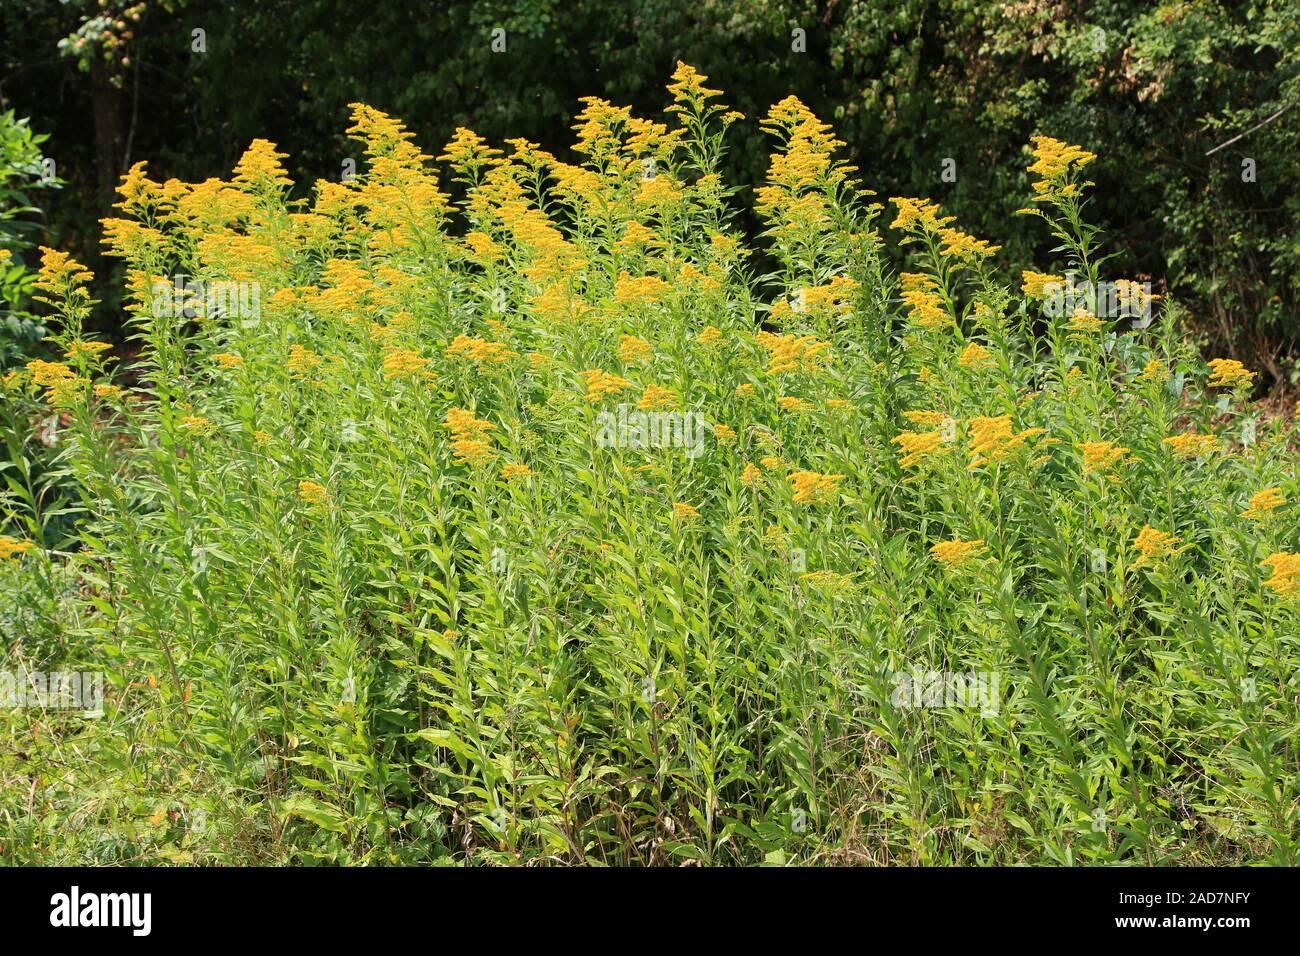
left=1, top=70, right=1296, bottom=864
left=0, top=110, right=57, bottom=367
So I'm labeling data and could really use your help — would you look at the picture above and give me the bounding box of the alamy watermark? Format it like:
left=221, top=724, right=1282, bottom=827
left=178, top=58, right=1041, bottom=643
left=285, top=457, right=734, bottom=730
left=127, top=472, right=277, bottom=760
left=891, top=670, right=1000, bottom=716
left=1042, top=276, right=1155, bottom=325
left=2, top=670, right=103, bottom=717
left=152, top=275, right=261, bottom=327
left=594, top=404, right=711, bottom=459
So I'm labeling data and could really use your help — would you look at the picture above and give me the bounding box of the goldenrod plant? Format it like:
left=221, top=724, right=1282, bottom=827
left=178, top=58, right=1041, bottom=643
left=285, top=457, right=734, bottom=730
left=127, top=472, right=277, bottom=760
left=1, top=65, right=1296, bottom=865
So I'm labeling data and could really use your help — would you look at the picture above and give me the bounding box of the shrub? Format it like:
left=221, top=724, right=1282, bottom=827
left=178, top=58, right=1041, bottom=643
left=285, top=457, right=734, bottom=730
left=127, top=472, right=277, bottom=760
left=1, top=66, right=1296, bottom=865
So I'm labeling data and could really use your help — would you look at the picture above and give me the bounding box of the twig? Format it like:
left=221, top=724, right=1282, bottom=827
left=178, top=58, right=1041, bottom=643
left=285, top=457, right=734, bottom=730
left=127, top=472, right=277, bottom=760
left=1205, top=103, right=1293, bottom=156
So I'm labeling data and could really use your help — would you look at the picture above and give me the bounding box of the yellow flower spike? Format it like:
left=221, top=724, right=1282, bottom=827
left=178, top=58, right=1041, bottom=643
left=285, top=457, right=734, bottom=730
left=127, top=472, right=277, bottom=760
left=756, top=331, right=832, bottom=375
left=892, top=430, right=944, bottom=469
left=1260, top=553, right=1300, bottom=598
left=1078, top=441, right=1132, bottom=476
left=1025, top=135, right=1096, bottom=202
left=297, top=481, right=329, bottom=505
left=232, top=138, right=293, bottom=190
left=788, top=470, right=844, bottom=504
left=958, top=342, right=994, bottom=368
left=1131, top=525, right=1184, bottom=569
left=636, top=384, right=679, bottom=411
left=888, top=196, right=951, bottom=233
left=447, top=335, right=518, bottom=365
left=0, top=536, right=37, bottom=563
left=577, top=369, right=634, bottom=403
left=382, top=347, right=433, bottom=380
left=1241, top=488, right=1286, bottom=521
left=614, top=273, right=670, bottom=306
left=1021, top=270, right=1064, bottom=298
left=179, top=416, right=214, bottom=435
left=929, top=539, right=986, bottom=568
left=1068, top=309, right=1105, bottom=333
left=285, top=345, right=323, bottom=374
left=672, top=502, right=701, bottom=522
left=1206, top=358, right=1255, bottom=390
left=35, top=246, right=94, bottom=294
left=697, top=326, right=723, bottom=348
left=451, top=438, right=494, bottom=466
left=967, top=416, right=1045, bottom=469
left=618, top=335, right=654, bottom=363
left=444, top=408, right=496, bottom=440
left=65, top=341, right=113, bottom=360
left=1163, top=432, right=1219, bottom=459
left=501, top=463, right=535, bottom=481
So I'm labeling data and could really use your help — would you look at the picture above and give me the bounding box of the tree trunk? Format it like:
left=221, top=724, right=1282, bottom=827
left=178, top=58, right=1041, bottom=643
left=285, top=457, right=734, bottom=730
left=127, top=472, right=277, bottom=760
left=89, top=54, right=122, bottom=213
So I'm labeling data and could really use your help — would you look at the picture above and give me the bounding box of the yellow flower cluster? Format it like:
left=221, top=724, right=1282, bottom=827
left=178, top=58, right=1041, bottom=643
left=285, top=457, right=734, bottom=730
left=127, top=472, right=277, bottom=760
left=447, top=335, right=517, bottom=365
left=297, top=480, right=329, bottom=505
left=0, top=536, right=36, bottom=563
left=797, top=275, right=859, bottom=313
left=382, top=347, right=432, bottom=380
left=65, top=341, right=113, bottom=360
left=672, top=502, right=701, bottom=522
left=697, top=326, right=723, bottom=348
left=1025, top=136, right=1096, bottom=201
left=1206, top=358, right=1254, bottom=390
left=1078, top=441, right=1131, bottom=477
left=26, top=359, right=86, bottom=406
left=1260, top=553, right=1300, bottom=598
left=900, top=288, right=948, bottom=329
left=958, top=342, right=993, bottom=368
left=968, top=416, right=1045, bottom=469
left=938, top=228, right=1000, bottom=261
left=1021, top=270, right=1063, bottom=298
left=1068, top=309, right=1105, bottom=333
left=614, top=273, right=670, bottom=306
left=1132, top=525, right=1183, bottom=569
left=286, top=345, right=323, bottom=374
left=788, top=470, right=844, bottom=504
left=889, top=197, right=952, bottom=233
left=893, top=430, right=946, bottom=470
left=636, top=384, right=678, bottom=411
left=902, top=410, right=952, bottom=431
left=1163, top=432, right=1219, bottom=459
left=756, top=332, right=832, bottom=375
left=578, top=369, right=634, bottom=403
left=232, top=139, right=294, bottom=190
left=35, top=246, right=94, bottom=294
left=445, top=408, right=496, bottom=465
left=1114, top=279, right=1159, bottom=314
left=929, top=539, right=986, bottom=568
left=1241, top=488, right=1285, bottom=521
left=618, top=335, right=654, bottom=363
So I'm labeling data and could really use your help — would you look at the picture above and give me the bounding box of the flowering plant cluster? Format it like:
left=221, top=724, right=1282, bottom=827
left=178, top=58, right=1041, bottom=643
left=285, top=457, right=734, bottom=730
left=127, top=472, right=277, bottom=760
left=1, top=66, right=1296, bottom=865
